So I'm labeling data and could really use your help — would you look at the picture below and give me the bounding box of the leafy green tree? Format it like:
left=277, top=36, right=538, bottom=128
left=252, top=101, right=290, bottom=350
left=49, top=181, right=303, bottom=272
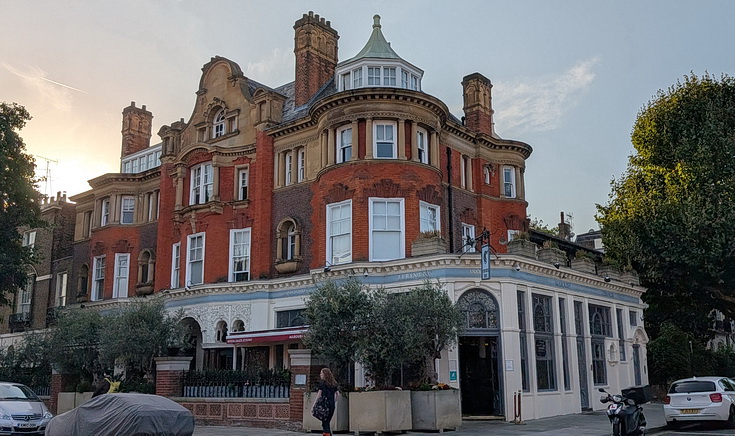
left=597, top=73, right=735, bottom=339
left=647, top=323, right=717, bottom=388
left=0, top=102, right=44, bottom=306
left=0, top=331, right=52, bottom=388
left=98, top=299, right=184, bottom=381
left=304, top=278, right=372, bottom=386
left=48, top=308, right=104, bottom=384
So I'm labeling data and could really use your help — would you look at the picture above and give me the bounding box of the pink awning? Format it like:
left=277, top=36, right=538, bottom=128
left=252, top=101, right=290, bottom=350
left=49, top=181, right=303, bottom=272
left=227, top=327, right=307, bottom=345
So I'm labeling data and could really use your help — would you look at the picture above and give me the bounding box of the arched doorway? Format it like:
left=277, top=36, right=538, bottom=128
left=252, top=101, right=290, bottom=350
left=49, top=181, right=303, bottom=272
left=180, top=317, right=203, bottom=371
left=457, top=289, right=503, bottom=417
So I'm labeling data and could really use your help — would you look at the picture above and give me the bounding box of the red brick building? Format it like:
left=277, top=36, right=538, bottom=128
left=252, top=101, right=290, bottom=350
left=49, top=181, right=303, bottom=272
left=59, top=12, right=648, bottom=421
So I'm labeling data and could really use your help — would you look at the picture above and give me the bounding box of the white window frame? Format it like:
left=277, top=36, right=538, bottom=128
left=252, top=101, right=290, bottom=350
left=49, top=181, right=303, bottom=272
left=326, top=200, right=352, bottom=265
left=238, top=168, right=249, bottom=201
left=229, top=228, right=251, bottom=282
left=417, top=127, right=428, bottom=164
left=92, top=255, right=106, bottom=301
left=369, top=197, right=405, bottom=261
left=213, top=109, right=226, bottom=138
left=285, top=152, right=293, bottom=186
left=374, top=121, right=397, bottom=159
left=190, top=163, right=213, bottom=205
left=186, top=233, right=205, bottom=286
left=352, top=68, right=362, bottom=88
left=383, top=67, right=396, bottom=86
left=337, top=126, right=352, bottom=163
left=402, top=70, right=410, bottom=89
left=171, top=242, right=180, bottom=288
left=503, top=166, right=516, bottom=198
left=121, top=196, right=135, bottom=224
left=113, top=253, right=130, bottom=298
left=341, top=73, right=350, bottom=90
left=419, top=201, right=440, bottom=233
left=56, top=272, right=68, bottom=307
left=22, top=230, right=36, bottom=247
left=461, top=155, right=470, bottom=189
left=368, top=66, right=381, bottom=86
left=101, top=198, right=110, bottom=226
left=297, top=148, right=305, bottom=182
left=484, top=166, right=491, bottom=184
left=508, top=229, right=520, bottom=242
left=462, top=223, right=476, bottom=253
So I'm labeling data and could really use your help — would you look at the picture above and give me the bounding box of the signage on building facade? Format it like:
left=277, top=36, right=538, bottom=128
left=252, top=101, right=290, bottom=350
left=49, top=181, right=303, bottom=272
left=481, top=244, right=491, bottom=280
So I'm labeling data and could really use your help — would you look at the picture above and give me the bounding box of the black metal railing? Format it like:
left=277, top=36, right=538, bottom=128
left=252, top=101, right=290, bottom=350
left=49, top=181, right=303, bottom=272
left=9, top=312, right=32, bottom=333
left=30, top=386, right=50, bottom=397
left=183, top=369, right=290, bottom=398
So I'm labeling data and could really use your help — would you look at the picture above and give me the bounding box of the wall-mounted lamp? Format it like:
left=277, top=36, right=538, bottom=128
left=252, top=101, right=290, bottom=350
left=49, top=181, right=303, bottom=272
left=513, top=262, right=521, bottom=272
left=363, top=268, right=369, bottom=277
left=603, top=275, right=611, bottom=283
left=553, top=262, right=560, bottom=269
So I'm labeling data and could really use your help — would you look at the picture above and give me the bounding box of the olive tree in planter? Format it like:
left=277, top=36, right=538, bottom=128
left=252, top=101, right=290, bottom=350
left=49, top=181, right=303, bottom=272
left=506, top=233, right=537, bottom=258
left=537, top=241, right=567, bottom=266
left=571, top=251, right=597, bottom=274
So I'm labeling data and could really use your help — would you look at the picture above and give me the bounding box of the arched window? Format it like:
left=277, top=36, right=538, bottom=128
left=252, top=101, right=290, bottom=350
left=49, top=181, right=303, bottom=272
left=212, top=109, right=226, bottom=138
left=137, top=250, right=155, bottom=284
left=78, top=264, right=89, bottom=298
left=457, top=289, right=499, bottom=330
left=232, top=320, right=245, bottom=332
left=216, top=320, right=228, bottom=343
left=276, top=219, right=301, bottom=263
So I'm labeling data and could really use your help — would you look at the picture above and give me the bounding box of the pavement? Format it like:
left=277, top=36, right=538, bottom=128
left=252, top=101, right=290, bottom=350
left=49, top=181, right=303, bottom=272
left=192, top=402, right=667, bottom=436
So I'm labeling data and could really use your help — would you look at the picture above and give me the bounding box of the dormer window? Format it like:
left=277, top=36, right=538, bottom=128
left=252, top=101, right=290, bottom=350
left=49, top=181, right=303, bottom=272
left=213, top=110, right=226, bottom=138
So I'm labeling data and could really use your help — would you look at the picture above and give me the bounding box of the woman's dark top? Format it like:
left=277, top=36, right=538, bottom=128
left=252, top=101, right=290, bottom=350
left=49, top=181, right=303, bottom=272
left=317, top=381, right=338, bottom=410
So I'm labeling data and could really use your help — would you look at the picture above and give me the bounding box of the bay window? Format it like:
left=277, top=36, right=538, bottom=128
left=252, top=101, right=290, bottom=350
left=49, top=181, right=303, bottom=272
left=121, top=196, right=135, bottom=224
left=503, top=166, right=516, bottom=198
left=337, top=126, right=352, bottom=163
left=369, top=198, right=404, bottom=261
left=326, top=200, right=352, bottom=265
left=186, top=233, right=205, bottom=285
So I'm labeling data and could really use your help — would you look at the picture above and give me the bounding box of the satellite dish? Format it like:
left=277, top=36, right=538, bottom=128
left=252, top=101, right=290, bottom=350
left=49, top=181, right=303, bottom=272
left=499, top=237, right=508, bottom=245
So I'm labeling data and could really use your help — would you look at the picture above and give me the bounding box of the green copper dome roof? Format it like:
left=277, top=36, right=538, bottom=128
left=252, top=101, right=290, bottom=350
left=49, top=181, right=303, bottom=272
left=339, top=15, right=405, bottom=66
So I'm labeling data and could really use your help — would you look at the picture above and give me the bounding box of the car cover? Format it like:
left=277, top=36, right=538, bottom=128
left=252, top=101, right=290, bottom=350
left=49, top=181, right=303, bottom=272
left=45, top=393, right=194, bottom=436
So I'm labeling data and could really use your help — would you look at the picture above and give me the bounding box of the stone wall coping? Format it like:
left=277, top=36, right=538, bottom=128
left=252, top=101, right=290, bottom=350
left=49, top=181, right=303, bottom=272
left=155, top=356, right=193, bottom=371
left=171, top=397, right=289, bottom=403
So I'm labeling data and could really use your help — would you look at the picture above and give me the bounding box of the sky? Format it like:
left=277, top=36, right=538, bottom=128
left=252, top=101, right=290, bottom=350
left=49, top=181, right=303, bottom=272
left=2, top=1, right=734, bottom=235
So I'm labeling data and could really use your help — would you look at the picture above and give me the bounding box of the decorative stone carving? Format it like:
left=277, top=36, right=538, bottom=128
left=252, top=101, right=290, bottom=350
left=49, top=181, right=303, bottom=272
left=179, top=303, right=252, bottom=344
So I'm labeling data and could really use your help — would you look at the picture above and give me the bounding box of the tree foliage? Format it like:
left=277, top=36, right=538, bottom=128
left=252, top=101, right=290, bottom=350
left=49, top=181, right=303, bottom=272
left=48, top=299, right=184, bottom=386
left=0, top=102, right=44, bottom=306
left=597, top=73, right=735, bottom=339
left=304, top=278, right=463, bottom=388
left=0, top=332, right=52, bottom=388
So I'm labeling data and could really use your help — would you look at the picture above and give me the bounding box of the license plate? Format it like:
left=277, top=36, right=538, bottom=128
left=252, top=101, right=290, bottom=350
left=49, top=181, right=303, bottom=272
left=681, top=409, right=700, bottom=414
left=16, top=422, right=37, bottom=428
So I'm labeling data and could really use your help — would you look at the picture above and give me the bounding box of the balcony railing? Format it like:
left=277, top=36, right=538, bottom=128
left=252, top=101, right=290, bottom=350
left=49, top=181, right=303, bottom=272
left=183, top=369, right=290, bottom=399
left=9, top=312, right=32, bottom=333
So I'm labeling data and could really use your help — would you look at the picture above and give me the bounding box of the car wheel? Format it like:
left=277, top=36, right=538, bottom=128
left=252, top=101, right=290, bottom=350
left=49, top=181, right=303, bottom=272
left=612, top=419, right=621, bottom=436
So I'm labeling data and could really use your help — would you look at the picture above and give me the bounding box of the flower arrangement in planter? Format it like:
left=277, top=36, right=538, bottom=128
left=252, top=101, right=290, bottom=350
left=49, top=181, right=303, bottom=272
left=506, top=232, right=537, bottom=258
left=571, top=250, right=597, bottom=274
left=537, top=240, right=567, bottom=266
left=411, top=230, right=447, bottom=256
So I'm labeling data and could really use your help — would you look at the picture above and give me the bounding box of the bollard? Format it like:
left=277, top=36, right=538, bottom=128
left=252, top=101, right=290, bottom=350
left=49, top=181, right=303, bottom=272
left=513, top=389, right=524, bottom=424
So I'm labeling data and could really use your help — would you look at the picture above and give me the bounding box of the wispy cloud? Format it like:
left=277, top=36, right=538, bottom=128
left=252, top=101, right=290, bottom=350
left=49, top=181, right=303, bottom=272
left=3, top=63, right=88, bottom=112
left=493, top=57, right=599, bottom=135
left=245, top=48, right=293, bottom=85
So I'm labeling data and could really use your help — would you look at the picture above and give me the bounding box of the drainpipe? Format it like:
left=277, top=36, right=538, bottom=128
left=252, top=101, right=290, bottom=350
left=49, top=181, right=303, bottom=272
left=446, top=146, right=454, bottom=251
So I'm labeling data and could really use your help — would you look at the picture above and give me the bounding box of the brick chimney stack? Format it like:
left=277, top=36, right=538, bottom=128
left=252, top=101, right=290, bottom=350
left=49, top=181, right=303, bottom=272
left=462, top=73, right=496, bottom=137
left=293, top=11, right=339, bottom=107
left=121, top=101, right=153, bottom=157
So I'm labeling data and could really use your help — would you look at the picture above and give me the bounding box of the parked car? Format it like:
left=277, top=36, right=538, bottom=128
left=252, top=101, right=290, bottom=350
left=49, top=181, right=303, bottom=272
left=0, top=381, right=53, bottom=436
left=46, top=393, right=194, bottom=436
left=664, top=376, right=735, bottom=428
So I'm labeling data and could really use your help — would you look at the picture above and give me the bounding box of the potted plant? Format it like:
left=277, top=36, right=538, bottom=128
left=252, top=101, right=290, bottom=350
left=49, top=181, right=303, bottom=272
left=506, top=232, right=536, bottom=258
left=537, top=240, right=567, bottom=266
left=620, top=264, right=640, bottom=285
left=571, top=250, right=597, bottom=274
left=598, top=258, right=621, bottom=281
left=411, top=230, right=447, bottom=256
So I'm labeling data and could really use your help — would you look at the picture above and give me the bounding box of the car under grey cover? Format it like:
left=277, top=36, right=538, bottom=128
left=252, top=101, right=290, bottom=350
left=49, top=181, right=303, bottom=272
left=45, top=393, right=194, bottom=436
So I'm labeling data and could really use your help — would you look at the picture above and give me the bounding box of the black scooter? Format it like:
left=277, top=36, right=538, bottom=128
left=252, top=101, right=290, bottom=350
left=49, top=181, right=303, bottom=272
left=599, top=387, right=647, bottom=436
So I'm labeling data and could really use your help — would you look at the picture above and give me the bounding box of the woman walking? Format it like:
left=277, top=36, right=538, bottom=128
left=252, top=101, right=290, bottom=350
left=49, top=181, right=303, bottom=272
left=312, top=367, right=339, bottom=436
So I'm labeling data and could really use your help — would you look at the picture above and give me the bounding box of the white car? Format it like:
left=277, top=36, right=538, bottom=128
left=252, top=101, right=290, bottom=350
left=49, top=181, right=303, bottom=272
left=0, top=382, right=53, bottom=436
left=664, top=376, right=735, bottom=428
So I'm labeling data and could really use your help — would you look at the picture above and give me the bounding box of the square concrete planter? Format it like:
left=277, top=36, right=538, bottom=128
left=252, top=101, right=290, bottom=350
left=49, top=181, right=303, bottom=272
left=411, top=389, right=461, bottom=432
left=507, top=239, right=537, bottom=259
left=411, top=236, right=447, bottom=256
left=302, top=391, right=349, bottom=432
left=349, top=390, right=412, bottom=433
left=537, top=247, right=567, bottom=266
left=571, top=258, right=596, bottom=274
